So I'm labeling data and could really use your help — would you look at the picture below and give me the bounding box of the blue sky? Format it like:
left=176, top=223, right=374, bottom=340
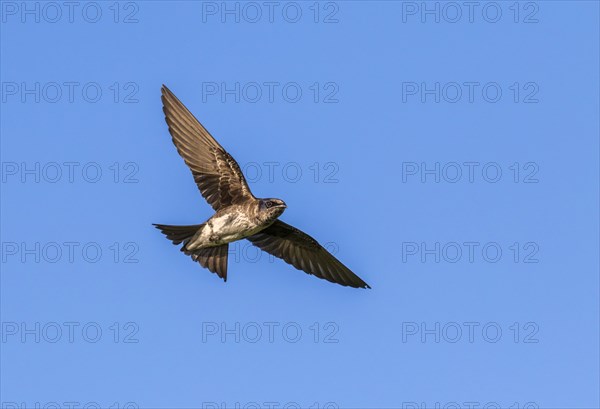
left=1, top=1, right=599, bottom=408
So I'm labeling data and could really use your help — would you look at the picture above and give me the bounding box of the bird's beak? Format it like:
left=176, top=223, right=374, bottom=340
left=278, top=202, right=287, bottom=209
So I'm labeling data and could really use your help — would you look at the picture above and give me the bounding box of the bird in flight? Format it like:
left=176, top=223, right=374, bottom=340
left=154, top=85, right=370, bottom=289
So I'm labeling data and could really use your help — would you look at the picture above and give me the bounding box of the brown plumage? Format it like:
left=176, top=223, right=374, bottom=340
left=154, top=85, right=370, bottom=289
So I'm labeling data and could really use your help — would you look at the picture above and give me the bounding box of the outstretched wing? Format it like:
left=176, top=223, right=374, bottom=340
left=247, top=220, right=370, bottom=289
left=161, top=85, right=254, bottom=211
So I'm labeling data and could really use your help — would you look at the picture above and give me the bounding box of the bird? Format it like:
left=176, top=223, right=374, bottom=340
left=154, top=85, right=370, bottom=289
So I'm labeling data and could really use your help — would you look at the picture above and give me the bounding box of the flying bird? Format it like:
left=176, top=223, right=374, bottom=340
left=154, top=85, right=370, bottom=289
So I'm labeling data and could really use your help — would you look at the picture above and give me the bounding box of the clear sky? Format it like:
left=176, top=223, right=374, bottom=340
left=1, top=1, right=599, bottom=408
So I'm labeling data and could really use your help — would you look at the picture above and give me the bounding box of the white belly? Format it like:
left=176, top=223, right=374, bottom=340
left=191, top=212, right=262, bottom=248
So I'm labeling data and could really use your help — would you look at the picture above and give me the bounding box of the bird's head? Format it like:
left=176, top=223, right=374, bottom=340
left=258, top=198, right=287, bottom=221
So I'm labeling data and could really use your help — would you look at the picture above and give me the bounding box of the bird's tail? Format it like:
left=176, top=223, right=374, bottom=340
left=153, top=223, right=202, bottom=246
left=153, top=223, right=229, bottom=281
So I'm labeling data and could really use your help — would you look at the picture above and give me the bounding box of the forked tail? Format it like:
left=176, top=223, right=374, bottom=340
left=153, top=223, right=229, bottom=281
left=153, top=223, right=202, bottom=245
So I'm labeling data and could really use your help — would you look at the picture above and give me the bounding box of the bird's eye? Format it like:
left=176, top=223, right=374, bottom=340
left=265, top=201, right=273, bottom=208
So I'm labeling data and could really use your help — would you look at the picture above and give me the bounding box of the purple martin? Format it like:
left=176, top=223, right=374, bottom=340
left=154, top=85, right=370, bottom=289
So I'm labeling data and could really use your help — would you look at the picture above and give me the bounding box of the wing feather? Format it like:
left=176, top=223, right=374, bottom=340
left=247, top=220, right=370, bottom=289
left=161, top=85, right=255, bottom=210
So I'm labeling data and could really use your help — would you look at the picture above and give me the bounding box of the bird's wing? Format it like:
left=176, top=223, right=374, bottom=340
left=161, top=85, right=255, bottom=211
left=247, top=220, right=370, bottom=289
